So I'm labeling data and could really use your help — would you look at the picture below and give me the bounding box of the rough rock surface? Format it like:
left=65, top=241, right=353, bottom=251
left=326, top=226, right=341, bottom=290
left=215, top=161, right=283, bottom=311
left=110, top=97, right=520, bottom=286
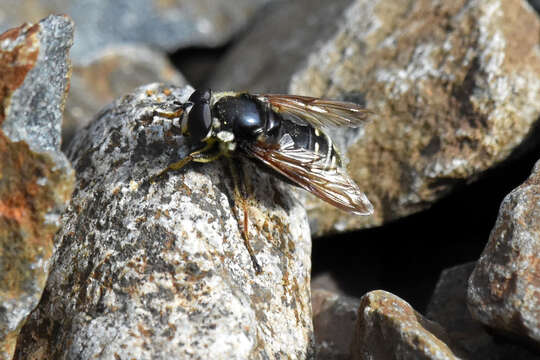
left=15, top=84, right=313, bottom=359
left=467, top=159, right=540, bottom=346
left=428, top=263, right=538, bottom=359
left=0, top=15, right=75, bottom=360
left=211, top=0, right=540, bottom=237
left=350, top=290, right=464, bottom=360
left=0, top=0, right=273, bottom=64
left=64, top=45, right=187, bottom=146
left=312, top=289, right=359, bottom=360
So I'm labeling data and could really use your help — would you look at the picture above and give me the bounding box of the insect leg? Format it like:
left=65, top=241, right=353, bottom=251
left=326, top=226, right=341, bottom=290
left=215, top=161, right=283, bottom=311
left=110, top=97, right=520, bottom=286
left=150, top=141, right=221, bottom=182
left=227, top=157, right=263, bottom=275
left=153, top=100, right=188, bottom=119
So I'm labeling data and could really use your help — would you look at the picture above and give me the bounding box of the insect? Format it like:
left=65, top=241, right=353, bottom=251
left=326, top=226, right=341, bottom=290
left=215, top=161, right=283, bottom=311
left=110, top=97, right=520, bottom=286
left=154, top=89, right=374, bottom=273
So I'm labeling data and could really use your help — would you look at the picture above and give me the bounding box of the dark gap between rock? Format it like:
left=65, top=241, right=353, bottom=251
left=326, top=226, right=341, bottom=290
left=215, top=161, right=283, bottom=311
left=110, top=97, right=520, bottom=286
left=312, top=121, right=540, bottom=312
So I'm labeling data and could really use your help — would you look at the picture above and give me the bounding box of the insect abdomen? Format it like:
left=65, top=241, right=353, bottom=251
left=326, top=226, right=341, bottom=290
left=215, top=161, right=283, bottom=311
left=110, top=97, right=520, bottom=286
left=279, top=119, right=342, bottom=170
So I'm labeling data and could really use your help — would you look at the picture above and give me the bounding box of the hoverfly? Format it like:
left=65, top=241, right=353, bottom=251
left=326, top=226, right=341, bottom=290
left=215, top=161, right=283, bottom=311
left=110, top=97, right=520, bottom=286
left=154, top=89, right=374, bottom=273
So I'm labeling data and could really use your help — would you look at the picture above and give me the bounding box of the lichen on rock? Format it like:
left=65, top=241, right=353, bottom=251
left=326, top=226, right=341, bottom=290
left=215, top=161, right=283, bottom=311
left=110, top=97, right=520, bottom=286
left=15, top=84, right=313, bottom=359
left=0, top=14, right=75, bottom=360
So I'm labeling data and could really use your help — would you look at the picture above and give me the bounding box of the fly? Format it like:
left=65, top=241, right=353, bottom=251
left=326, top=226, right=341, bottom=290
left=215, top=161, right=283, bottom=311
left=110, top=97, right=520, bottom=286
left=153, top=89, right=374, bottom=274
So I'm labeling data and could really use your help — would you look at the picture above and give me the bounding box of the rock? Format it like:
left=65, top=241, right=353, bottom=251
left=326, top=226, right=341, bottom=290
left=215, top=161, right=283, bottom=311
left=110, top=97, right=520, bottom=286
left=64, top=45, right=187, bottom=147
left=0, top=15, right=75, bottom=360
left=15, top=84, right=313, bottom=359
left=311, top=272, right=343, bottom=294
left=0, top=0, right=274, bottom=64
left=210, top=0, right=355, bottom=93
left=210, top=0, right=540, bottom=237
left=312, top=289, right=360, bottom=360
left=529, top=0, right=540, bottom=12
left=467, top=159, right=540, bottom=347
left=350, top=290, right=464, bottom=360
left=428, top=263, right=538, bottom=359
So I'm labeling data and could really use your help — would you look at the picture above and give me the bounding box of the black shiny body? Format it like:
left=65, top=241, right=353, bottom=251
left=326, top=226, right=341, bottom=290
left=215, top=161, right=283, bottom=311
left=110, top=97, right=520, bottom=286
left=213, top=94, right=341, bottom=168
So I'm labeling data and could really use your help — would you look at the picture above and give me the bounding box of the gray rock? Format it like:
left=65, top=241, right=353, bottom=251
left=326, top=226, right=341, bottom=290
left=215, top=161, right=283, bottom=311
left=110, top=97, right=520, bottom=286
left=351, top=290, right=465, bottom=360
left=468, top=159, right=540, bottom=347
left=528, top=0, right=540, bottom=12
left=312, top=289, right=360, bottom=360
left=210, top=0, right=355, bottom=93
left=64, top=45, right=187, bottom=147
left=210, top=0, right=540, bottom=237
left=0, top=0, right=274, bottom=64
left=0, top=15, right=75, bottom=360
left=15, top=84, right=313, bottom=359
left=428, top=263, right=538, bottom=359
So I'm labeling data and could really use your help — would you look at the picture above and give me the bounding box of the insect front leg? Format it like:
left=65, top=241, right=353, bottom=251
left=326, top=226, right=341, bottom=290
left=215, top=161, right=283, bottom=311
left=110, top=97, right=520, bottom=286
left=150, top=140, right=223, bottom=183
left=227, top=157, right=263, bottom=275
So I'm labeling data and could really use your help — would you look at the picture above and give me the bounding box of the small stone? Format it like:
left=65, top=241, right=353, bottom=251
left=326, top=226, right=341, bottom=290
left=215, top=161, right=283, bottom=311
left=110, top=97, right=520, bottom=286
left=350, top=290, right=464, bottom=360
left=0, top=0, right=275, bottom=64
left=428, top=263, right=537, bottom=359
left=15, top=84, right=313, bottom=359
left=312, top=289, right=360, bottom=360
left=64, top=45, right=187, bottom=146
left=0, top=15, right=75, bottom=360
left=467, top=159, right=540, bottom=346
left=210, top=0, right=540, bottom=237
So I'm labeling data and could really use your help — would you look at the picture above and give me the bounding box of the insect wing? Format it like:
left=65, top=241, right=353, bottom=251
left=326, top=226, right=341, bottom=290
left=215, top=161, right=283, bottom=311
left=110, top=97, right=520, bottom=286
left=258, top=94, right=372, bottom=128
left=244, top=135, right=373, bottom=215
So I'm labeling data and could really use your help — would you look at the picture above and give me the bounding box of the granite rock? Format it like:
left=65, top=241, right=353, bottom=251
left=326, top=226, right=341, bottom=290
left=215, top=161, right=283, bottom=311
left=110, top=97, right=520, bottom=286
left=15, top=84, right=313, bottom=359
left=0, top=15, right=75, bottom=360
left=468, top=159, right=540, bottom=347
left=351, top=290, right=465, bottom=360
left=210, top=0, right=540, bottom=237
left=428, top=263, right=538, bottom=359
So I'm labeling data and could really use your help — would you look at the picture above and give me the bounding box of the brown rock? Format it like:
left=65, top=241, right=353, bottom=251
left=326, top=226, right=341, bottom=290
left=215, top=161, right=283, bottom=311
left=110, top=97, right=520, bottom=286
left=0, top=15, right=75, bottom=360
left=351, top=290, right=464, bottom=360
left=428, top=263, right=538, bottom=359
left=468, top=159, right=540, bottom=346
left=312, top=289, right=360, bottom=360
left=211, top=0, right=540, bottom=237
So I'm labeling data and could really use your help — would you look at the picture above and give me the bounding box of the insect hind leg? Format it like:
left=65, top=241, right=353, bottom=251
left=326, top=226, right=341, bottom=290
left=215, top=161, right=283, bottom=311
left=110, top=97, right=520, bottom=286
left=227, top=157, right=263, bottom=275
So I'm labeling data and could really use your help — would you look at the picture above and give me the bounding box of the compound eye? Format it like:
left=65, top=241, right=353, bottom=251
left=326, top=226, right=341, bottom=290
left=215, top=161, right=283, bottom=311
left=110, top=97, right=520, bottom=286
left=187, top=101, right=212, bottom=142
left=188, top=88, right=211, bottom=104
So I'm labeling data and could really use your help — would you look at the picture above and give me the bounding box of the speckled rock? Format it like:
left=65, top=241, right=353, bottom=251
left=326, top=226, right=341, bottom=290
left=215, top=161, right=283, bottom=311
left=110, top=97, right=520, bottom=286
left=0, top=15, right=75, bottom=360
left=0, top=0, right=274, bottom=64
left=64, top=45, right=187, bottom=146
left=350, top=290, right=464, bottom=360
left=427, top=263, right=538, bottom=359
left=15, top=84, right=313, bottom=359
left=211, top=0, right=540, bottom=237
left=467, top=159, right=540, bottom=347
left=312, top=289, right=359, bottom=360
